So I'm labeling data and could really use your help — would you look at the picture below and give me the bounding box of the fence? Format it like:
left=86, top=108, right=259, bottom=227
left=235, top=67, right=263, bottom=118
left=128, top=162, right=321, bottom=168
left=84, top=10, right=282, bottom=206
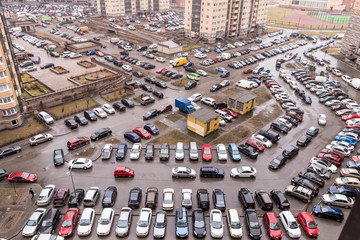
left=266, top=20, right=346, bottom=30
left=307, top=11, right=351, bottom=24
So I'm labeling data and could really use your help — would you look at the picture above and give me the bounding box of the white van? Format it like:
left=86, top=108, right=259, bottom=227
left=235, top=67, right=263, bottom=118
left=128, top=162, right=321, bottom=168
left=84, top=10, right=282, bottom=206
left=189, top=142, right=198, bottom=160
left=10, top=27, right=22, bottom=33
left=236, top=80, right=258, bottom=89
left=227, top=209, right=242, bottom=238
left=110, top=38, right=120, bottom=44
left=349, top=78, right=360, bottom=90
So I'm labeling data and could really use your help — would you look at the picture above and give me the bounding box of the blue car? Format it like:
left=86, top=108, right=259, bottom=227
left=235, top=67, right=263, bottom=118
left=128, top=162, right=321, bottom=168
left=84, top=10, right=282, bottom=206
left=328, top=186, right=359, bottom=198
left=214, top=47, right=221, bottom=53
left=215, top=67, right=227, bottom=73
left=313, top=205, right=344, bottom=222
left=124, top=132, right=141, bottom=143
left=115, top=143, right=127, bottom=160
left=347, top=160, right=360, bottom=170
left=86, top=50, right=96, bottom=55
left=144, top=123, right=159, bottom=135
left=228, top=143, right=241, bottom=161
left=175, top=207, right=189, bottom=238
left=334, top=135, right=357, bottom=147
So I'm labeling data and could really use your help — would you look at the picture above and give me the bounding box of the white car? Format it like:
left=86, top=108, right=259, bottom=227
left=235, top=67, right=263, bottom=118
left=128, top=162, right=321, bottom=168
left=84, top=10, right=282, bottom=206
left=37, top=184, right=55, bottom=206
left=281, top=102, right=297, bottom=109
left=94, top=108, right=107, bottom=118
left=346, top=102, right=360, bottom=109
left=162, top=188, right=174, bottom=211
left=219, top=118, right=226, bottom=126
left=191, top=101, right=200, bottom=111
left=227, top=209, right=242, bottom=238
left=340, top=168, right=360, bottom=178
left=77, top=208, right=95, bottom=236
left=318, top=114, right=327, bottom=125
left=279, top=211, right=301, bottom=238
left=155, top=57, right=165, bottom=62
left=335, top=177, right=360, bottom=187
left=210, top=209, right=224, bottom=238
left=67, top=158, right=93, bottom=169
left=172, top=167, right=196, bottom=178
left=338, top=131, right=359, bottom=140
left=175, top=142, right=185, bottom=160
left=182, top=189, right=192, bottom=208
left=122, top=65, right=132, bottom=72
left=23, top=66, right=37, bottom=72
left=188, top=93, right=202, bottom=102
left=196, top=69, right=208, bottom=76
left=130, top=143, right=141, bottom=160
left=332, top=69, right=342, bottom=77
left=310, top=157, right=337, bottom=173
left=29, top=133, right=53, bottom=146
left=336, top=109, right=354, bottom=116
left=115, top=207, right=132, bottom=237
left=102, top=104, right=115, bottom=114
left=251, top=134, right=272, bottom=148
left=200, top=97, right=215, bottom=106
left=38, top=111, right=54, bottom=125
left=149, top=44, right=157, bottom=49
left=230, top=166, right=256, bottom=178
left=325, top=100, right=340, bottom=106
left=274, top=93, right=289, bottom=101
left=278, top=117, right=292, bottom=129
left=101, top=144, right=113, bottom=160
left=136, top=208, right=152, bottom=237
left=326, top=144, right=351, bottom=157
left=279, top=70, right=287, bottom=78
left=216, top=144, right=228, bottom=161
left=215, top=109, right=233, bottom=122
left=321, top=194, right=354, bottom=208
left=330, top=140, right=354, bottom=151
left=22, top=208, right=47, bottom=237
left=346, top=118, right=360, bottom=125
left=97, top=208, right=115, bottom=236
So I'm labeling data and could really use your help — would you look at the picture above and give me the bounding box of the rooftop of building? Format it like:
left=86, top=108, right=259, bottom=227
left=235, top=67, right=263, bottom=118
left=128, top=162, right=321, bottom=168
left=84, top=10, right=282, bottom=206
left=189, top=108, right=219, bottom=123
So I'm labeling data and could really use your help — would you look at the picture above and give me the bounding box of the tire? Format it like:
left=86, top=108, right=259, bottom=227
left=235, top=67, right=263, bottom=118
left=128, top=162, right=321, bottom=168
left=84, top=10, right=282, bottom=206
left=86, top=141, right=89, bottom=145
left=73, top=146, right=77, bottom=150
left=96, top=138, right=99, bottom=141
left=83, top=166, right=87, bottom=169
left=235, top=175, right=239, bottom=178
left=35, top=142, right=38, bottom=146
left=345, top=205, right=350, bottom=209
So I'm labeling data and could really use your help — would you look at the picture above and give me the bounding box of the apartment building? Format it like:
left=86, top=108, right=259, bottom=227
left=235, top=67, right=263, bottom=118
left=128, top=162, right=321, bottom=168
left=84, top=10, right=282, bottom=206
left=184, top=0, right=268, bottom=42
left=0, top=3, right=24, bottom=130
left=97, top=0, right=169, bottom=16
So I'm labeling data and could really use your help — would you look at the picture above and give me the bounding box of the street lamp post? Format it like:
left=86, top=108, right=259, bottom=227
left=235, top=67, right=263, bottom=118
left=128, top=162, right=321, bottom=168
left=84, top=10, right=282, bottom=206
left=66, top=166, right=76, bottom=193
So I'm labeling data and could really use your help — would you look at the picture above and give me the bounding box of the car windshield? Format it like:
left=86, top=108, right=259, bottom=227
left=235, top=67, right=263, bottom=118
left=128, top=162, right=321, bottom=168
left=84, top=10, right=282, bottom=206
left=99, top=218, right=110, bottom=224
left=289, top=221, right=298, bottom=229
left=218, top=149, right=226, bottom=154
left=61, top=220, right=72, bottom=228
left=146, top=148, right=153, bottom=154
left=117, top=148, right=124, bottom=154
left=141, top=130, right=147, bottom=134
left=27, top=220, right=37, bottom=226
left=54, top=155, right=63, bottom=160
left=204, top=149, right=211, bottom=154
left=177, top=220, right=187, bottom=227
left=131, top=148, right=139, bottom=153
left=212, top=220, right=222, bottom=229
left=155, top=221, right=165, bottom=228
left=160, top=148, right=168, bottom=154
left=41, top=221, right=53, bottom=227
left=342, top=178, right=350, bottom=183
left=138, top=220, right=148, bottom=227
left=273, top=159, right=281, bottom=164
left=194, top=220, right=205, bottom=228
left=103, top=197, right=112, bottom=202
left=79, top=219, right=90, bottom=226
left=270, top=222, right=281, bottom=230
left=231, top=221, right=241, bottom=229
left=232, top=149, right=240, bottom=155
left=176, top=148, right=184, bottom=153
left=130, top=192, right=138, bottom=200
left=307, top=221, right=317, bottom=229
left=22, top=173, right=30, bottom=179
left=117, top=220, right=128, bottom=228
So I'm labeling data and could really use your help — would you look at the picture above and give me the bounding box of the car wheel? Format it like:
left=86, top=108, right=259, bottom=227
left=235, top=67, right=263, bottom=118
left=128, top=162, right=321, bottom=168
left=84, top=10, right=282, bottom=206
left=17, top=150, right=20, bottom=153
left=73, top=146, right=77, bottom=150
left=108, top=133, right=111, bottom=136
left=83, top=166, right=87, bottom=169
left=337, top=219, right=343, bottom=222
left=96, top=137, right=99, bottom=141
left=35, top=142, right=38, bottom=146
left=250, top=175, right=255, bottom=178
left=86, top=141, right=89, bottom=145
left=345, top=205, right=350, bottom=209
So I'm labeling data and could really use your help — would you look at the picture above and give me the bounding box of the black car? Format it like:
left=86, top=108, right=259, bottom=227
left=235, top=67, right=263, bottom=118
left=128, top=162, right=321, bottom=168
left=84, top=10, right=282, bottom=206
left=237, top=144, right=258, bottom=159
left=128, top=187, right=142, bottom=208
left=141, top=84, right=153, bottom=92
left=199, top=167, right=224, bottom=178
left=102, top=186, right=117, bottom=207
left=38, top=208, right=61, bottom=234
left=282, top=145, right=299, bottom=159
left=297, top=135, right=312, bottom=146
left=281, top=115, right=298, bottom=126
left=0, top=169, right=8, bottom=181
left=220, top=71, right=230, bottom=78
left=155, top=80, right=167, bottom=88
left=159, top=144, right=170, bottom=161
left=112, top=102, right=126, bottom=111
left=291, top=177, right=319, bottom=196
left=0, top=145, right=21, bottom=158
left=268, top=155, right=287, bottom=170
left=295, top=88, right=305, bottom=96
left=183, top=62, right=194, bottom=68
left=90, top=128, right=112, bottom=141
left=53, top=149, right=64, bottom=166
left=152, top=90, right=164, bottom=98
left=74, top=114, right=88, bottom=125
left=270, top=122, right=289, bottom=134
left=84, top=110, right=97, bottom=121
left=121, top=98, right=135, bottom=108
left=213, top=189, right=226, bottom=212
left=68, top=188, right=85, bottom=207
left=115, top=143, right=127, bottom=160
left=93, top=37, right=100, bottom=41
left=143, top=109, right=159, bottom=120
left=306, top=126, right=319, bottom=137
left=185, top=66, right=196, bottom=73
left=40, top=63, right=54, bottom=69
left=245, top=209, right=262, bottom=239
left=197, top=189, right=210, bottom=210
left=120, top=51, right=129, bottom=56
left=192, top=209, right=206, bottom=238
left=210, top=84, right=222, bottom=92
left=170, top=73, right=183, bottom=79
left=238, top=188, right=255, bottom=209
left=145, top=77, right=157, bottom=84
left=145, top=144, right=154, bottom=160
left=258, top=130, right=280, bottom=143
left=270, top=189, right=290, bottom=210
left=144, top=123, right=159, bottom=135
left=185, top=80, right=197, bottom=90
left=50, top=51, right=60, bottom=57
left=64, top=119, right=78, bottom=129
left=255, top=190, right=273, bottom=211
left=302, top=95, right=312, bottom=104
left=298, top=171, right=325, bottom=187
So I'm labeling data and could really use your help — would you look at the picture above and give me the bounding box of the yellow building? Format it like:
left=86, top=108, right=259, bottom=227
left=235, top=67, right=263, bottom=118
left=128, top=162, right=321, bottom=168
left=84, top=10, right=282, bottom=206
left=227, top=92, right=256, bottom=115
left=187, top=109, right=219, bottom=137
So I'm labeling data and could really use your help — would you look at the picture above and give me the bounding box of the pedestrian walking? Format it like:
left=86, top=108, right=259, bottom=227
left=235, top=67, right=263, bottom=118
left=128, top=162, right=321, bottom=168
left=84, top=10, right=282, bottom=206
left=29, top=188, right=35, bottom=200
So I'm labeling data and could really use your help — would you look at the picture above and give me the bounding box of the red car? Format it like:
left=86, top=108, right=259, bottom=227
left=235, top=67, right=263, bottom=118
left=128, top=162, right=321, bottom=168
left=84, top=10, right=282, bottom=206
left=67, top=137, right=90, bottom=150
left=114, top=166, right=134, bottom=177
left=347, top=123, right=360, bottom=129
left=156, top=67, right=167, bottom=73
left=331, top=104, right=346, bottom=111
left=264, top=212, right=282, bottom=239
left=266, top=82, right=280, bottom=88
left=59, top=208, right=79, bottom=237
left=243, top=68, right=253, bottom=74
left=165, top=28, right=171, bottom=31
left=212, top=58, right=218, bottom=63
left=132, top=127, right=151, bottom=139
left=8, top=172, right=37, bottom=183
left=202, top=144, right=212, bottom=161
left=222, top=108, right=238, bottom=118
left=320, top=149, right=345, bottom=159
left=297, top=212, right=319, bottom=237
left=146, top=18, right=151, bottom=22
left=245, top=139, right=264, bottom=152
left=95, top=51, right=104, bottom=57
left=341, top=114, right=360, bottom=121
left=316, top=153, right=342, bottom=167
left=351, top=155, right=360, bottom=161
left=158, top=104, right=172, bottom=113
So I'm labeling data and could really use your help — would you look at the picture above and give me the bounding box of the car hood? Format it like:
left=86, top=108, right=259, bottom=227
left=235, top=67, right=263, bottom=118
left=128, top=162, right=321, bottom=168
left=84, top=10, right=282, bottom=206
left=97, top=224, right=111, bottom=234
left=176, top=226, right=188, bottom=236
left=321, top=195, right=331, bottom=202
left=136, top=226, right=149, bottom=234
left=22, top=225, right=36, bottom=236
left=211, top=227, right=223, bottom=237
left=116, top=226, right=129, bottom=236
left=77, top=225, right=92, bottom=235
left=153, top=227, right=165, bottom=237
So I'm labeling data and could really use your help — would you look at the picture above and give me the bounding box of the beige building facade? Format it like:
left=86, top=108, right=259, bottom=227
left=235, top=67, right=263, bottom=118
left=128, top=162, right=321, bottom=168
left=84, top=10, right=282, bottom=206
left=97, top=0, right=169, bottom=16
left=278, top=0, right=352, bottom=11
left=0, top=4, right=24, bottom=130
left=185, top=0, right=268, bottom=42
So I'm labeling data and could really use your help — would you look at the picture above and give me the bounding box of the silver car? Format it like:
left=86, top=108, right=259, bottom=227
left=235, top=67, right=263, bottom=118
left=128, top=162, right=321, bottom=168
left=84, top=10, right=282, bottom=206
left=22, top=208, right=47, bottom=236
left=172, top=167, right=196, bottom=178
left=38, top=111, right=54, bottom=125
left=216, top=144, right=228, bottom=161
left=101, top=144, right=113, bottom=160
left=29, top=134, right=53, bottom=146
left=153, top=211, right=167, bottom=238
left=175, top=142, right=185, bottom=160
left=115, top=207, right=132, bottom=237
left=321, top=194, right=354, bottom=208
left=37, top=185, right=55, bottom=206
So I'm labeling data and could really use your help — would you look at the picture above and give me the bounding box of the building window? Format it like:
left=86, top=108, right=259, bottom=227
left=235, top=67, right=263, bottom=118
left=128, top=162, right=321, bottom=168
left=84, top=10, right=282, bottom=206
left=0, top=84, right=10, bottom=92
left=0, top=57, right=3, bottom=65
left=0, top=96, right=14, bottom=104
left=11, top=120, right=18, bottom=126
left=2, top=107, right=17, bottom=116
left=0, top=71, right=6, bottom=78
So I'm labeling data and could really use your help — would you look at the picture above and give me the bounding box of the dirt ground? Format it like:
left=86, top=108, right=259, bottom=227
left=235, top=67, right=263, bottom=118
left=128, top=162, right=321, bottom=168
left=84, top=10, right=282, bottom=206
left=153, top=120, right=169, bottom=130
left=165, top=113, right=184, bottom=122
left=149, top=129, right=195, bottom=144
left=0, top=211, right=24, bottom=234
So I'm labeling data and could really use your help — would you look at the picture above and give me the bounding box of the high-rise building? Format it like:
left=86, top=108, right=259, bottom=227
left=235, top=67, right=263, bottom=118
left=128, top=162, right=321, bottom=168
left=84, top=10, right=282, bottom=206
left=184, top=0, right=269, bottom=42
left=0, top=3, right=24, bottom=130
left=97, top=0, right=170, bottom=16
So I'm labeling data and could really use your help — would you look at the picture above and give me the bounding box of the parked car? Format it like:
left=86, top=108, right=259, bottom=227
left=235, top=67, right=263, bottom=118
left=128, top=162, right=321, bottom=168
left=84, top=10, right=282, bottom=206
left=37, top=184, right=56, bottom=206
left=22, top=208, right=46, bottom=237
left=68, top=188, right=85, bottom=207
left=313, top=205, right=344, bottom=222
left=39, top=208, right=61, bottom=234
left=270, top=189, right=290, bottom=210
left=29, top=134, right=53, bottom=146
left=279, top=211, right=301, bottom=238
left=59, top=208, right=79, bottom=237
left=210, top=209, right=224, bottom=238
left=90, top=128, right=112, bottom=141
left=245, top=209, right=262, bottom=239
left=238, top=188, right=256, bottom=209
left=115, top=207, right=133, bottom=237
left=136, top=208, right=152, bottom=237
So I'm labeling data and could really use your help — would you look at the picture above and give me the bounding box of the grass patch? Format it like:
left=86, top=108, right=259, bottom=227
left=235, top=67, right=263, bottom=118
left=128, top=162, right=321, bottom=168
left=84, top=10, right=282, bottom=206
left=195, top=65, right=218, bottom=75
left=266, top=28, right=280, bottom=33
left=51, top=66, right=69, bottom=74
left=23, top=81, right=52, bottom=96
left=71, top=69, right=116, bottom=85
left=77, top=60, right=97, bottom=68
left=155, top=75, right=171, bottom=82
left=209, top=95, right=226, bottom=102
left=133, top=94, right=149, bottom=103
left=0, top=118, right=48, bottom=147
left=104, top=138, right=121, bottom=144
left=252, top=86, right=272, bottom=105
left=73, top=146, right=96, bottom=157
left=153, top=120, right=169, bottom=130
left=149, top=129, right=195, bottom=144
left=21, top=73, right=35, bottom=83
left=322, top=47, right=341, bottom=54
left=0, top=188, right=27, bottom=206
left=166, top=113, right=183, bottom=122
left=47, top=97, right=99, bottom=120
left=285, top=63, right=296, bottom=69
left=171, top=79, right=190, bottom=87
left=222, top=87, right=241, bottom=96
left=0, top=211, right=24, bottom=233
left=183, top=44, right=202, bottom=52
left=22, top=91, right=32, bottom=99
left=101, top=88, right=134, bottom=102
